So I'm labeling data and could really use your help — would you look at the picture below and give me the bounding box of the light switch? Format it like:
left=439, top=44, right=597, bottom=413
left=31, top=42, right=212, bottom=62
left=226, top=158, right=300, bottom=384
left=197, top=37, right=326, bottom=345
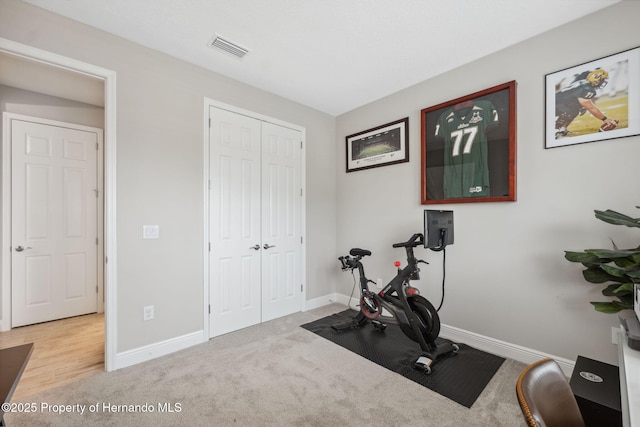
left=143, top=225, right=160, bottom=239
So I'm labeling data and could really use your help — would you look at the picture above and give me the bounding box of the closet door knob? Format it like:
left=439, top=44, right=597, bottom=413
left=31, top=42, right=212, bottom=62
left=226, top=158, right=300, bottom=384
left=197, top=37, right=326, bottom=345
left=263, top=244, right=276, bottom=250
left=250, top=244, right=260, bottom=250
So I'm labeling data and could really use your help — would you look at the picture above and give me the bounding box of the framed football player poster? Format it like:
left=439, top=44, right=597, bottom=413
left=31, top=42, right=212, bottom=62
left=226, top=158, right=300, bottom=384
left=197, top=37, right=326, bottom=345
left=420, top=81, right=517, bottom=205
left=345, top=117, right=409, bottom=172
left=545, top=45, right=640, bottom=148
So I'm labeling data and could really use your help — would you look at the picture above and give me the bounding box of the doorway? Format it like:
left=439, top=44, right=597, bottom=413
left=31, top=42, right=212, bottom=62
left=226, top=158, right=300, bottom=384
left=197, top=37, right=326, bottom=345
left=205, top=100, right=307, bottom=338
left=0, top=38, right=117, bottom=371
left=7, top=114, right=103, bottom=328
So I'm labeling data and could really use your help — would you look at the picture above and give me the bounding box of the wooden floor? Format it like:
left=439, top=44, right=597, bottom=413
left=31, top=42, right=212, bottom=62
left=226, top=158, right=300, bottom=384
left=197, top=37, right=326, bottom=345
left=0, top=313, right=104, bottom=399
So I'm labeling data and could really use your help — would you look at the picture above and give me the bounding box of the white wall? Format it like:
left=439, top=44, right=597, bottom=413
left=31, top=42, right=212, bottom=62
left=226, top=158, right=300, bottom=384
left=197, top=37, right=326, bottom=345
left=0, top=85, right=104, bottom=129
left=0, top=0, right=336, bottom=353
left=335, top=1, right=640, bottom=365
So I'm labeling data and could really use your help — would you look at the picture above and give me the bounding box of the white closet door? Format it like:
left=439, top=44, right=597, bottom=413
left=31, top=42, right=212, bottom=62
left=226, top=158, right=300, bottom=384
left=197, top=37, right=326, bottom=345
left=208, top=107, right=303, bottom=337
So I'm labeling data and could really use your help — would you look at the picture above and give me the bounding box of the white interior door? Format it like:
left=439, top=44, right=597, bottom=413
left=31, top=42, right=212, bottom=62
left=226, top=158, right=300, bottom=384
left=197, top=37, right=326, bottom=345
left=209, top=107, right=263, bottom=336
left=261, top=122, right=302, bottom=322
left=11, top=117, right=99, bottom=327
left=208, top=106, right=303, bottom=337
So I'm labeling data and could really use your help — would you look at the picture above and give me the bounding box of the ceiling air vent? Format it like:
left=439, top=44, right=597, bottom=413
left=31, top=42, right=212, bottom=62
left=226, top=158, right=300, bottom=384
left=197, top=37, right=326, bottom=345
left=208, top=35, right=249, bottom=59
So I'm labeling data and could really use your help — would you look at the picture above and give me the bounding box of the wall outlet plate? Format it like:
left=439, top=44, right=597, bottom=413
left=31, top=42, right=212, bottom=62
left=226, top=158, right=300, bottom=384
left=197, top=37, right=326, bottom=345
left=143, top=305, right=154, bottom=321
left=143, top=225, right=159, bottom=239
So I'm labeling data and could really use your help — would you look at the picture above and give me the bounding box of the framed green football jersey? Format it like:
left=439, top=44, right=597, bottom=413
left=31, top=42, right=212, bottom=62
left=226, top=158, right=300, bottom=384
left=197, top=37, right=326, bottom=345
left=421, top=81, right=517, bottom=205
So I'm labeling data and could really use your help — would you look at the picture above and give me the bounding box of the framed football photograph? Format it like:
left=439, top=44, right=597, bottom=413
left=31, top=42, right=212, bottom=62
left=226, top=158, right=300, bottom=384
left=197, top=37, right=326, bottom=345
left=345, top=117, right=409, bottom=173
left=545, top=45, right=640, bottom=148
left=420, top=81, right=517, bottom=205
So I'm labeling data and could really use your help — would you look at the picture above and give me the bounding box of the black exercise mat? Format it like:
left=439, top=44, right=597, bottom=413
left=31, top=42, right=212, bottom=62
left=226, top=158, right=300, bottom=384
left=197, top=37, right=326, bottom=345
left=301, top=309, right=505, bottom=408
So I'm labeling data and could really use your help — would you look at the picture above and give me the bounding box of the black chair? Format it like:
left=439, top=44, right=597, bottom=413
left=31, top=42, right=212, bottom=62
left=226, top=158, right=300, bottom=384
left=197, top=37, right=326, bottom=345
left=516, top=358, right=586, bottom=427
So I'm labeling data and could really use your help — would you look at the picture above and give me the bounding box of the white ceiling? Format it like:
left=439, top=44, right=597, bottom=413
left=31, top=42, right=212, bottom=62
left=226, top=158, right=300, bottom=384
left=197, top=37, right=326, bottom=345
left=19, top=0, right=622, bottom=115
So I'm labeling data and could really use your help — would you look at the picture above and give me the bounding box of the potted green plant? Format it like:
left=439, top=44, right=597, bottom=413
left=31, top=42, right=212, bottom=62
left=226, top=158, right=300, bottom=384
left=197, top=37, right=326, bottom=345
left=564, top=207, right=640, bottom=313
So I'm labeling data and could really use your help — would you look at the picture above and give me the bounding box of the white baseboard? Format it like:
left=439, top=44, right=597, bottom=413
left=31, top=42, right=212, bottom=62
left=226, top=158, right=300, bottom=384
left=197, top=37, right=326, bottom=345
left=115, top=330, right=205, bottom=370
left=439, top=323, right=575, bottom=376
left=307, top=295, right=576, bottom=376
left=304, top=293, right=353, bottom=310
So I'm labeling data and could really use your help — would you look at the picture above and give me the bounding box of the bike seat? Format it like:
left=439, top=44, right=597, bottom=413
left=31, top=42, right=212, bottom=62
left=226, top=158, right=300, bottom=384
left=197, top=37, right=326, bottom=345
left=350, top=248, right=371, bottom=257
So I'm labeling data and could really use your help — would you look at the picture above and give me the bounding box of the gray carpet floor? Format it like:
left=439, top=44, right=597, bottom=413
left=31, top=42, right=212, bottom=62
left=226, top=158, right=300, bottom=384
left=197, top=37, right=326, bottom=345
left=5, top=304, right=528, bottom=426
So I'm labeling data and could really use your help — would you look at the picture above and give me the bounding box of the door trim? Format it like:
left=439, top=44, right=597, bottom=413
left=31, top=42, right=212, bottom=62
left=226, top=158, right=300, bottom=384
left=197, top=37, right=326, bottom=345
left=202, top=98, right=307, bottom=339
left=0, top=38, right=118, bottom=371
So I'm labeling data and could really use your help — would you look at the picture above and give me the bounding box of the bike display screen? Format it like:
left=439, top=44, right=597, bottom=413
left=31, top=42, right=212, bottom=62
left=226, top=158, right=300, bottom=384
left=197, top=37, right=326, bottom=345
left=424, top=210, right=454, bottom=249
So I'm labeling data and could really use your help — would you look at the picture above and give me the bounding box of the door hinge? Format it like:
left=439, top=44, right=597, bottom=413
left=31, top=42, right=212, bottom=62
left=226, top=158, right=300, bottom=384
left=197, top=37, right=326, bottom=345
left=300, top=188, right=303, bottom=197
left=300, top=140, right=303, bottom=149
left=96, top=286, right=98, bottom=293
left=208, top=180, right=211, bottom=190
left=208, top=242, right=211, bottom=252
left=96, top=237, right=99, bottom=245
left=209, top=118, right=211, bottom=128
left=208, top=304, right=211, bottom=314
left=300, top=284, right=303, bottom=292
left=300, top=236, right=303, bottom=244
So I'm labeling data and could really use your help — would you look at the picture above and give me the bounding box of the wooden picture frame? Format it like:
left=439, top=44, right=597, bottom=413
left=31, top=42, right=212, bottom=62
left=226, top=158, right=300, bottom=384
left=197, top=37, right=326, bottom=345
left=545, top=46, right=640, bottom=148
left=421, top=81, right=517, bottom=204
left=346, top=117, right=409, bottom=173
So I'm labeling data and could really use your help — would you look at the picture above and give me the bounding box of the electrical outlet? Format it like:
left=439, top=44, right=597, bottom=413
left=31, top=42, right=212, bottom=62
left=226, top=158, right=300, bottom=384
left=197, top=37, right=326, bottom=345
left=612, top=326, right=619, bottom=344
left=144, top=305, right=154, bottom=321
left=376, top=278, right=383, bottom=289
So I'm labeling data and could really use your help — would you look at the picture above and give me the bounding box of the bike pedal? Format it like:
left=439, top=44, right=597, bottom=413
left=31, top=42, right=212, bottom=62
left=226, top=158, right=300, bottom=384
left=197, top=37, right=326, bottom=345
left=415, top=356, right=432, bottom=366
left=371, top=320, right=386, bottom=330
left=414, top=356, right=433, bottom=373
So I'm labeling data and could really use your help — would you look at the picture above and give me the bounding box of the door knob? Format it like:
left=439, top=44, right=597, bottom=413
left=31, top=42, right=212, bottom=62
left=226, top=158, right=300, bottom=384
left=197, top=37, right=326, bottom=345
left=250, top=244, right=260, bottom=250
left=263, top=244, right=276, bottom=250
left=14, top=246, right=31, bottom=252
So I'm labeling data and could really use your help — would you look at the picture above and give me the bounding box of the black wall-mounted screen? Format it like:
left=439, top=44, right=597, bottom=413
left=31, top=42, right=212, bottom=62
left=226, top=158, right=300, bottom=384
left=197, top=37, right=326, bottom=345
left=424, top=210, right=454, bottom=250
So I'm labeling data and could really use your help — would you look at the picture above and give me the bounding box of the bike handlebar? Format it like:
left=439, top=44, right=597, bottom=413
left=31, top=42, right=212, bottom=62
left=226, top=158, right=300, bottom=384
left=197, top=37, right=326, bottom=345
left=338, top=255, right=358, bottom=270
left=392, top=233, right=424, bottom=248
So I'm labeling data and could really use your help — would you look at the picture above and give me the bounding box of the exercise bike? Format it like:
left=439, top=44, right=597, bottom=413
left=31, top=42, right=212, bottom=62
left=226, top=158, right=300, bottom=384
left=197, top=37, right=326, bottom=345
left=333, top=233, right=458, bottom=374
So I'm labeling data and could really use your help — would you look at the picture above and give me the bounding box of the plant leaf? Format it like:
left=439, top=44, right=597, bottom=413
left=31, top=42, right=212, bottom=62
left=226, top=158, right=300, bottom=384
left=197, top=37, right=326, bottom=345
left=626, top=269, right=640, bottom=279
left=602, top=283, right=634, bottom=296
left=590, top=301, right=623, bottom=313
left=595, top=209, right=640, bottom=228
left=613, top=283, right=635, bottom=294
left=585, top=248, right=640, bottom=259
left=601, top=264, right=627, bottom=278
left=564, top=251, right=598, bottom=263
left=583, top=268, right=622, bottom=284
left=614, top=257, right=637, bottom=268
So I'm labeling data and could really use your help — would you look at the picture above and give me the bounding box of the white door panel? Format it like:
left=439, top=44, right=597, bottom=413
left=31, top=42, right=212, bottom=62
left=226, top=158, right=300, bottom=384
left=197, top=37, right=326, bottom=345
left=11, top=118, right=99, bottom=327
left=261, top=122, right=302, bottom=321
left=209, top=108, right=262, bottom=336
